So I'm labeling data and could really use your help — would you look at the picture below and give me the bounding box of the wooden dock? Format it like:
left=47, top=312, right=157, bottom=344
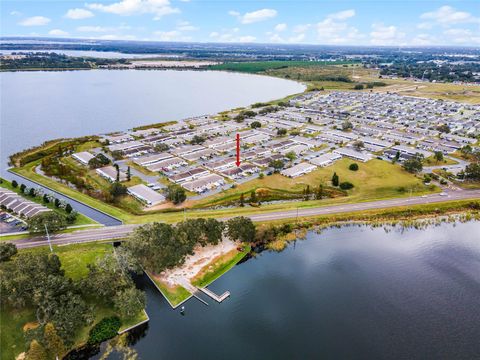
left=198, top=287, right=230, bottom=303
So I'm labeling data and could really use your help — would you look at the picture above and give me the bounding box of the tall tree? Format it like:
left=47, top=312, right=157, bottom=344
left=226, top=217, right=256, bottom=243
left=113, top=287, right=146, bottom=319
left=25, top=340, right=47, bottom=360
left=28, top=212, right=67, bottom=234
left=332, top=172, right=339, bottom=187
left=126, top=166, right=131, bottom=182
left=44, top=323, right=67, bottom=359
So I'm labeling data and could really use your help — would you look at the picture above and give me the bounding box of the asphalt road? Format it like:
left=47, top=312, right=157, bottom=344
left=11, top=189, right=480, bottom=249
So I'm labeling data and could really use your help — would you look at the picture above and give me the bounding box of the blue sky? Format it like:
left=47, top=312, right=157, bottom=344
left=1, top=0, right=479, bottom=46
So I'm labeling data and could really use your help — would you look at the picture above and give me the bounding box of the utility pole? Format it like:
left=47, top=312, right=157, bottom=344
left=44, top=224, right=53, bottom=253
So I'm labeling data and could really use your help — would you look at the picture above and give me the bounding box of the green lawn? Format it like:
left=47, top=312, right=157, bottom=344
left=193, top=158, right=438, bottom=208
left=0, top=306, right=35, bottom=360
left=20, top=242, right=114, bottom=281
left=209, top=60, right=358, bottom=73
left=191, top=245, right=250, bottom=288
left=423, top=156, right=458, bottom=166
left=147, top=273, right=192, bottom=308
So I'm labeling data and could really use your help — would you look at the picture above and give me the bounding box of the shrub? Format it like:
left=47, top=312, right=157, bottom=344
left=0, top=243, right=17, bottom=262
left=11, top=180, right=18, bottom=188
left=65, top=203, right=73, bottom=214
left=66, top=212, right=77, bottom=224
left=88, top=317, right=121, bottom=344
left=349, top=163, right=359, bottom=171
left=339, top=181, right=354, bottom=190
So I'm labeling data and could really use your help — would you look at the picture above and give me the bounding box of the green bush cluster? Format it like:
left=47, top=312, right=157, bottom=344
left=88, top=317, right=122, bottom=345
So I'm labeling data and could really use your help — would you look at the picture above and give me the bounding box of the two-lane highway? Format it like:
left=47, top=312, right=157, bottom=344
left=11, top=189, right=480, bottom=249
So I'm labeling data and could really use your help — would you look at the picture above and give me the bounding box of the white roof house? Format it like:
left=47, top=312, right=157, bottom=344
left=133, top=152, right=173, bottom=167
left=281, top=162, right=317, bottom=178
left=182, top=174, right=225, bottom=193
left=72, top=151, right=95, bottom=165
left=309, top=152, right=342, bottom=167
left=96, top=166, right=127, bottom=182
left=333, top=148, right=373, bottom=162
left=392, top=145, right=432, bottom=158
left=127, top=184, right=165, bottom=206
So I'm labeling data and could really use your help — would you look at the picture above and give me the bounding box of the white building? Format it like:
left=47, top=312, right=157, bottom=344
left=127, top=184, right=165, bottom=206
left=281, top=162, right=317, bottom=178
left=309, top=152, right=342, bottom=167
left=333, top=148, right=373, bottom=162
left=72, top=151, right=95, bottom=166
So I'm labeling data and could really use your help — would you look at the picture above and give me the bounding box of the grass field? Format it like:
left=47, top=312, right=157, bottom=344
left=193, top=158, right=437, bottom=208
left=148, top=274, right=192, bottom=308
left=21, top=242, right=114, bottom=280
left=423, top=156, right=458, bottom=166
left=0, top=307, right=35, bottom=360
left=191, top=245, right=250, bottom=288
left=209, top=60, right=358, bottom=73
left=372, top=79, right=480, bottom=104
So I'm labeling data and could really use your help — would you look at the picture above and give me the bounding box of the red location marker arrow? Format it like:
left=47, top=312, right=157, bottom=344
left=236, top=133, right=241, bottom=167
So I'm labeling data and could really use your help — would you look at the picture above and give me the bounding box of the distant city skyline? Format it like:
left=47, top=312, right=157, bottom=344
left=1, top=0, right=479, bottom=46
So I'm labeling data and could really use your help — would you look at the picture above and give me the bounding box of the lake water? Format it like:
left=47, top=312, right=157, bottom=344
left=0, top=49, right=171, bottom=59
left=97, top=221, right=480, bottom=360
left=0, top=70, right=305, bottom=174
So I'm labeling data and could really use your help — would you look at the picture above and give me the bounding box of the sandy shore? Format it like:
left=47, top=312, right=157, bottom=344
left=159, top=238, right=237, bottom=287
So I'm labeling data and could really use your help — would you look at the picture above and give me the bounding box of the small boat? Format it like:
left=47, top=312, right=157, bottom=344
left=180, top=306, right=185, bottom=314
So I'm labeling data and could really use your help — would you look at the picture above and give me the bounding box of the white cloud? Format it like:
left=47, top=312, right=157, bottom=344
left=288, top=33, right=305, bottom=43
left=328, top=9, right=355, bottom=21
left=293, top=24, right=311, bottom=33
left=316, top=10, right=363, bottom=44
left=274, top=23, right=287, bottom=32
left=65, top=8, right=94, bottom=19
left=420, top=6, right=477, bottom=25
left=210, top=30, right=256, bottom=43
left=97, top=34, right=137, bottom=40
left=77, top=26, right=110, bottom=32
left=411, top=33, right=437, bottom=46
left=48, top=29, right=69, bottom=36
left=152, top=30, right=192, bottom=41
left=370, top=23, right=405, bottom=45
left=238, top=35, right=256, bottom=42
left=176, top=20, right=198, bottom=31
left=87, top=0, right=179, bottom=19
left=416, top=22, right=432, bottom=30
left=230, top=8, right=277, bottom=24
left=268, top=33, right=284, bottom=43
left=442, top=28, right=480, bottom=44
left=18, top=16, right=51, bottom=26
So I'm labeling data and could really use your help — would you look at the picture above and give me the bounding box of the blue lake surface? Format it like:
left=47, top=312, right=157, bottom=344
left=98, top=221, right=480, bottom=360
left=0, top=69, right=304, bottom=174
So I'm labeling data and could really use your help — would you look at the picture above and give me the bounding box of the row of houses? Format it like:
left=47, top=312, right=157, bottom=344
left=0, top=188, right=50, bottom=218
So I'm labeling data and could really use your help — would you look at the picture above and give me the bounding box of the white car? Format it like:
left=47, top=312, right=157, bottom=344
left=439, top=192, right=448, bottom=196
